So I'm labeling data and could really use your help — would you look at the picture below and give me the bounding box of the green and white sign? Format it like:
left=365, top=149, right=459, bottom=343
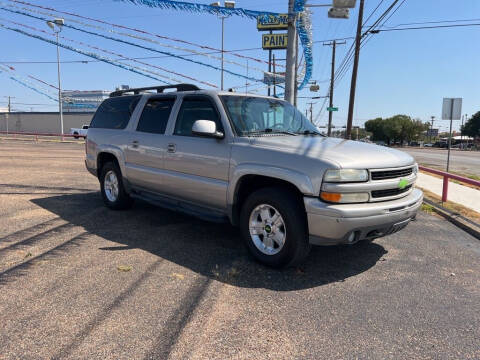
left=327, top=107, right=338, bottom=112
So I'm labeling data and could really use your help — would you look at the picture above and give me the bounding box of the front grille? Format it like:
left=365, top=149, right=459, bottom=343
left=371, top=185, right=412, bottom=198
left=371, top=167, right=413, bottom=180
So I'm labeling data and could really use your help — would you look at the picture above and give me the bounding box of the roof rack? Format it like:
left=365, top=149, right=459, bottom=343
left=109, top=84, right=200, bottom=97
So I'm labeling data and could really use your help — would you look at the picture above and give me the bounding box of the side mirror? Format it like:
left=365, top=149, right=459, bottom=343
left=192, top=120, right=224, bottom=139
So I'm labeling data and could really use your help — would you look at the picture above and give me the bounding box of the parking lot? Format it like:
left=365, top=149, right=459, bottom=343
left=1, top=140, right=479, bottom=359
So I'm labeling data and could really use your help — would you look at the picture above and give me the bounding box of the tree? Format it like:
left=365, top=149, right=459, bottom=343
left=365, top=115, right=430, bottom=145
left=461, top=111, right=480, bottom=138
left=383, top=117, right=402, bottom=145
left=364, top=118, right=385, bottom=142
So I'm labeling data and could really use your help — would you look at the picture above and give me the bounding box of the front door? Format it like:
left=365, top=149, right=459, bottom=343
left=163, top=95, right=230, bottom=210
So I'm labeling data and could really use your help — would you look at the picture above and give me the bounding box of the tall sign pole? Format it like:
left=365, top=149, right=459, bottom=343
left=442, top=97, right=462, bottom=172
left=346, top=0, right=364, bottom=139
left=284, top=0, right=297, bottom=105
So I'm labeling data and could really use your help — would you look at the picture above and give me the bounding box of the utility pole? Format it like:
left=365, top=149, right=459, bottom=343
left=284, top=0, right=297, bottom=105
left=221, top=16, right=225, bottom=90
left=324, top=40, right=345, bottom=136
left=273, top=54, right=277, bottom=98
left=307, top=102, right=314, bottom=122
left=8, top=96, right=11, bottom=113
left=346, top=0, right=364, bottom=139
left=294, top=32, right=299, bottom=107
left=268, top=30, right=272, bottom=96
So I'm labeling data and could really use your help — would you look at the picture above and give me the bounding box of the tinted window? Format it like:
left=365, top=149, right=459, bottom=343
left=174, top=97, right=223, bottom=136
left=90, top=96, right=140, bottom=129
left=136, top=98, right=175, bottom=134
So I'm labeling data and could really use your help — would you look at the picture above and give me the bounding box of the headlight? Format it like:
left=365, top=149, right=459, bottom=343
left=320, top=192, right=369, bottom=203
left=413, top=163, right=419, bottom=175
left=323, top=169, right=369, bottom=183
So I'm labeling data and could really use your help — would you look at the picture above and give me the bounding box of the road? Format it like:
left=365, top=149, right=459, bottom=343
left=402, top=148, right=480, bottom=177
left=1, top=140, right=479, bottom=360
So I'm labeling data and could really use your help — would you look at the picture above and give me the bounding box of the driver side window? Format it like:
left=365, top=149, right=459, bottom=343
left=174, top=96, right=223, bottom=137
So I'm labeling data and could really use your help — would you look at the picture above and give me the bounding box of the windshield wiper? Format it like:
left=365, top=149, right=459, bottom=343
left=297, top=130, right=325, bottom=136
left=244, top=128, right=297, bottom=136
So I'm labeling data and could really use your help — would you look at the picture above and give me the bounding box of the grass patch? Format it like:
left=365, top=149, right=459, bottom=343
left=421, top=203, right=434, bottom=214
left=117, top=265, right=132, bottom=272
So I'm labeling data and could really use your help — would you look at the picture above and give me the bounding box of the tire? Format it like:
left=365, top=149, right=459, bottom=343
left=99, top=161, right=133, bottom=210
left=73, top=132, right=79, bottom=139
left=240, top=187, right=311, bottom=268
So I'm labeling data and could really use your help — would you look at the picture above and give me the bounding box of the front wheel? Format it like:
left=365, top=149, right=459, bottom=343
left=240, top=187, right=310, bottom=268
left=99, top=162, right=133, bottom=210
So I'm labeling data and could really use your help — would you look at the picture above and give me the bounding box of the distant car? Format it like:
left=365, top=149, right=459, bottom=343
left=70, top=125, right=89, bottom=139
left=409, top=141, right=420, bottom=147
left=424, top=143, right=433, bottom=147
left=433, top=141, right=447, bottom=148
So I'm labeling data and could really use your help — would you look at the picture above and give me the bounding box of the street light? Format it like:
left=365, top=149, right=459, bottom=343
left=210, top=1, right=235, bottom=90
left=46, top=18, right=64, bottom=137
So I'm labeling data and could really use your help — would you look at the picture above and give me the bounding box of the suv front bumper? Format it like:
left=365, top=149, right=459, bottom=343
left=304, top=188, right=423, bottom=246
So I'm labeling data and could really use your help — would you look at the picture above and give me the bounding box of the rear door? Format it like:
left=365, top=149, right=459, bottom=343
left=162, top=95, right=231, bottom=210
left=123, top=96, right=176, bottom=192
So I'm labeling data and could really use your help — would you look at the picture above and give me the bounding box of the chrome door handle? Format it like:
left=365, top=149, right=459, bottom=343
left=167, top=143, right=176, bottom=153
left=132, top=140, right=139, bottom=148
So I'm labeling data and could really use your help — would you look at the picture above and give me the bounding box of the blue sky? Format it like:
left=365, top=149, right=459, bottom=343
left=0, top=0, right=479, bottom=132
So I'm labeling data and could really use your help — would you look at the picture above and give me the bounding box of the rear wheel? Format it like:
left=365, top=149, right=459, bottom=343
left=240, top=187, right=310, bottom=268
left=100, top=162, right=133, bottom=210
left=73, top=132, right=79, bottom=139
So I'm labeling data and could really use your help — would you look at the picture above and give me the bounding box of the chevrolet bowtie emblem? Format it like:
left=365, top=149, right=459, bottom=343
left=398, top=179, right=409, bottom=189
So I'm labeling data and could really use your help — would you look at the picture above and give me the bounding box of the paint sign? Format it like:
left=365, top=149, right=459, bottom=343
left=262, top=33, right=288, bottom=50
left=257, top=14, right=289, bottom=31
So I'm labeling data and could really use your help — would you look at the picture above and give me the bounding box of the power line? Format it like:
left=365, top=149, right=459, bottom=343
left=316, top=0, right=404, bottom=123
left=382, top=17, right=480, bottom=28
left=372, top=22, right=480, bottom=33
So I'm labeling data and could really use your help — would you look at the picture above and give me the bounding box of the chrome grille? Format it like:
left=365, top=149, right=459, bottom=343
left=371, top=167, right=413, bottom=180
left=371, top=185, right=412, bottom=198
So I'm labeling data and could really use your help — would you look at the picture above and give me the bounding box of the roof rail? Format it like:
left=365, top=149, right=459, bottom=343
left=109, top=84, right=200, bottom=97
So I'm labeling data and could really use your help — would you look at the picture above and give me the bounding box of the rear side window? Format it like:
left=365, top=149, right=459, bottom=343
left=174, top=96, right=223, bottom=137
left=90, top=96, right=140, bottom=129
left=136, top=97, right=175, bottom=134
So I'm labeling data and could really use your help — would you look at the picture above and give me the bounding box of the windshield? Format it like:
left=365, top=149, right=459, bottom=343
left=221, top=96, right=322, bottom=136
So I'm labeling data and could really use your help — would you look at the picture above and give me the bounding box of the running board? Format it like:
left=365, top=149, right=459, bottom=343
left=131, top=189, right=229, bottom=224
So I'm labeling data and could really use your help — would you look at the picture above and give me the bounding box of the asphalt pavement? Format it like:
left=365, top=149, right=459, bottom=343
left=1, top=140, right=479, bottom=360
left=402, top=148, right=480, bottom=177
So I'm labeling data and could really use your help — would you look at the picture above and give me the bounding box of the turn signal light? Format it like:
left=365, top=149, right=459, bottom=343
left=320, top=192, right=342, bottom=202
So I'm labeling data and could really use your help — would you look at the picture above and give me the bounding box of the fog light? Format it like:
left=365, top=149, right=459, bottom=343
left=347, top=232, right=356, bottom=243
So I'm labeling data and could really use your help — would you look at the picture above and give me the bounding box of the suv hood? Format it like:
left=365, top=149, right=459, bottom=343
left=248, top=136, right=415, bottom=169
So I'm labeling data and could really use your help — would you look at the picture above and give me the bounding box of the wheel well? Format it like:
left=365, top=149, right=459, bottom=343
left=97, top=152, right=119, bottom=178
left=232, top=175, right=305, bottom=225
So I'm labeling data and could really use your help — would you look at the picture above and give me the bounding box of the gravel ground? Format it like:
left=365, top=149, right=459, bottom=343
left=1, top=140, right=479, bottom=360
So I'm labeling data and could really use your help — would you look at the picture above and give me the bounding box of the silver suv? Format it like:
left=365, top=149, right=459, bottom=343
left=85, top=84, right=423, bottom=268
